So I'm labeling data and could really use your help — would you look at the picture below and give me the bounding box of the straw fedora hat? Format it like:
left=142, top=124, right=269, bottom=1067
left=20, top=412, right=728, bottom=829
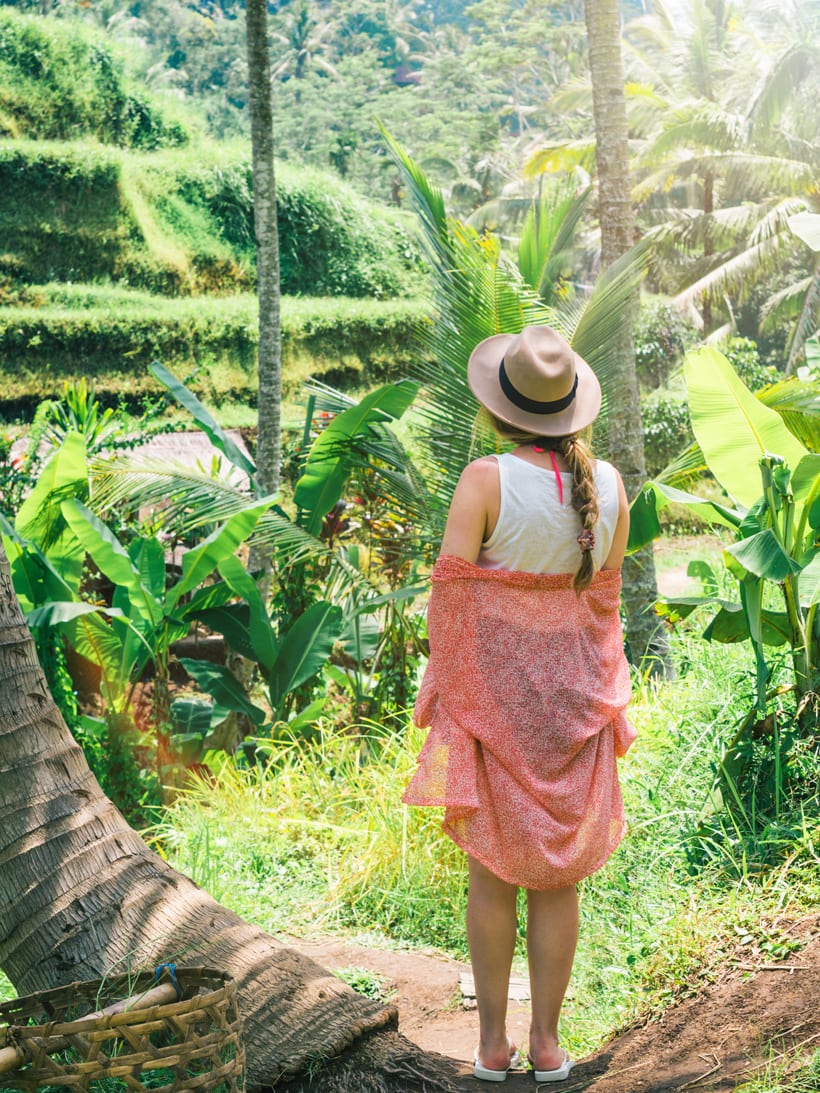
left=467, top=325, right=601, bottom=436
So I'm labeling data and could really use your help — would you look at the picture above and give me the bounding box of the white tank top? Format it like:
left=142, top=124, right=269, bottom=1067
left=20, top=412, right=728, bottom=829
left=478, top=452, right=620, bottom=575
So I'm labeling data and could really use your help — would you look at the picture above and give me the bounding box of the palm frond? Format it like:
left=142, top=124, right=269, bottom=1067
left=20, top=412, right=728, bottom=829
left=523, top=139, right=596, bottom=181
left=547, top=78, right=593, bottom=114
left=569, top=243, right=649, bottom=425
left=517, top=183, right=591, bottom=302
left=644, top=104, right=748, bottom=162
left=761, top=274, right=815, bottom=329
left=90, top=456, right=326, bottom=566
left=758, top=375, right=820, bottom=450
left=785, top=266, right=820, bottom=370
left=747, top=43, right=815, bottom=135
left=671, top=229, right=797, bottom=310
left=655, top=441, right=708, bottom=489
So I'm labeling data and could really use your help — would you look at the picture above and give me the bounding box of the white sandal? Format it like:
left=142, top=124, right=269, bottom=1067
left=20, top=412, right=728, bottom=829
left=529, top=1048, right=575, bottom=1083
left=473, top=1043, right=520, bottom=1082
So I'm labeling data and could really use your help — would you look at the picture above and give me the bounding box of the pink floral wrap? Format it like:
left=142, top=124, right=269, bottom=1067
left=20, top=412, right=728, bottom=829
left=403, top=555, right=636, bottom=889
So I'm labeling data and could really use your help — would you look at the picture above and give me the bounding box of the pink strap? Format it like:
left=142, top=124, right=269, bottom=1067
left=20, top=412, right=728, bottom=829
left=550, top=450, right=564, bottom=504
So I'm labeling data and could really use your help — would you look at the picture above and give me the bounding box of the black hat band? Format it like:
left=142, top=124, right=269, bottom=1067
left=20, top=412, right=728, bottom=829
left=498, top=358, right=578, bottom=415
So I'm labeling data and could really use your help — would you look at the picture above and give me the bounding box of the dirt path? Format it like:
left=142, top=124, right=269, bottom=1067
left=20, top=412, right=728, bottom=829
left=289, top=912, right=819, bottom=1091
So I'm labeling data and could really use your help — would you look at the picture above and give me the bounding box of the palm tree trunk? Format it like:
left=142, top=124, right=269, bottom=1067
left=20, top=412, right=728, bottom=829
left=246, top=0, right=282, bottom=505
left=0, top=545, right=460, bottom=1092
left=583, top=0, right=672, bottom=674
left=702, top=171, right=714, bottom=331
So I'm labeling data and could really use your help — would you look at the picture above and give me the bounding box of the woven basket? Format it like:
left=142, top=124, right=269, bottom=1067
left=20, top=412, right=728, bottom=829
left=0, top=966, right=244, bottom=1092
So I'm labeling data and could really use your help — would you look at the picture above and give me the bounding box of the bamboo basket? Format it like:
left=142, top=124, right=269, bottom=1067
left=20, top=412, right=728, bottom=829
left=0, top=966, right=244, bottom=1092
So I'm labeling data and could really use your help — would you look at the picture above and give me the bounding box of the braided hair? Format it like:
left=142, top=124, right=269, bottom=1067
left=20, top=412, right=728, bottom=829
left=558, top=433, right=599, bottom=593
left=482, top=410, right=599, bottom=594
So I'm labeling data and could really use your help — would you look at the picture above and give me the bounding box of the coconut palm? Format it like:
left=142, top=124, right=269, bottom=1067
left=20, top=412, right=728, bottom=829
left=530, top=0, right=819, bottom=360
left=624, top=0, right=819, bottom=354
left=270, top=0, right=340, bottom=82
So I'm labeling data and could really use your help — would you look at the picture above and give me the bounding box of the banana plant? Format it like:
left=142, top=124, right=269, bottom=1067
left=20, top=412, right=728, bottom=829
left=630, top=346, right=820, bottom=723
left=178, top=555, right=344, bottom=736
left=57, top=495, right=275, bottom=729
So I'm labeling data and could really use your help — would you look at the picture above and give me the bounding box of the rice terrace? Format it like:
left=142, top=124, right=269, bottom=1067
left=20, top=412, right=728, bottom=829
left=0, top=0, right=817, bottom=1090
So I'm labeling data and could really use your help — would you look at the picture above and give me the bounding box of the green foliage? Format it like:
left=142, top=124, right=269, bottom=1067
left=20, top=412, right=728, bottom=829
left=720, top=336, right=778, bottom=393
left=632, top=347, right=820, bottom=843
left=382, top=126, right=648, bottom=536
left=0, top=8, right=188, bottom=148
left=0, top=139, right=424, bottom=297
left=641, top=396, right=693, bottom=477
left=155, top=635, right=819, bottom=1054
left=634, top=300, right=698, bottom=389
left=0, top=289, right=429, bottom=417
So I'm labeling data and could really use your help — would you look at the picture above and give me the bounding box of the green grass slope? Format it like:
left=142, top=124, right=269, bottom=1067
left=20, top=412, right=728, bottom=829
left=0, top=286, right=429, bottom=416
left=0, top=138, right=422, bottom=298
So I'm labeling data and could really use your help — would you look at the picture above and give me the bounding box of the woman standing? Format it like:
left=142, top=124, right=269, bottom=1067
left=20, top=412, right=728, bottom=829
left=403, top=326, right=635, bottom=1083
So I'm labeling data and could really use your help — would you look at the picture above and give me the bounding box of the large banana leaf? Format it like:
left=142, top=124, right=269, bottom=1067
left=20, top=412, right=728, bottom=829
left=0, top=515, right=78, bottom=611
left=170, top=496, right=275, bottom=606
left=268, top=601, right=344, bottom=710
left=294, top=380, right=418, bottom=535
left=178, top=659, right=266, bottom=727
left=628, top=480, right=741, bottom=552
left=685, top=347, right=807, bottom=507
left=217, top=555, right=278, bottom=673
left=61, top=499, right=162, bottom=626
left=151, top=361, right=257, bottom=481
left=15, top=430, right=88, bottom=555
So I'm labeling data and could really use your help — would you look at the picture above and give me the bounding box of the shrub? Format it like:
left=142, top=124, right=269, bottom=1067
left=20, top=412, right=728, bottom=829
left=641, top=395, right=693, bottom=477
left=0, top=289, right=430, bottom=417
left=0, top=9, right=188, bottom=148
left=0, top=141, right=425, bottom=297
left=634, top=301, right=698, bottom=390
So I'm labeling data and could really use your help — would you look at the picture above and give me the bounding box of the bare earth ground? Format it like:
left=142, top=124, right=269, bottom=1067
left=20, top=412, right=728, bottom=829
left=289, top=913, right=819, bottom=1091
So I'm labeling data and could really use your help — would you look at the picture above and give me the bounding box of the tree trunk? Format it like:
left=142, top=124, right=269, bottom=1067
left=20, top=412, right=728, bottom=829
left=246, top=0, right=282, bottom=505
left=702, top=171, right=714, bottom=332
left=583, top=0, right=672, bottom=674
left=0, top=545, right=461, bottom=1092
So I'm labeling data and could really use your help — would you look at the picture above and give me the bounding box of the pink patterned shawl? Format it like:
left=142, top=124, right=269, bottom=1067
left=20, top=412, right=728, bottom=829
left=403, top=555, right=636, bottom=889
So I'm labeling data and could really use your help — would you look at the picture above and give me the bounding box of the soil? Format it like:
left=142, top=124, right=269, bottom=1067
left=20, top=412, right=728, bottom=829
left=287, top=912, right=820, bottom=1092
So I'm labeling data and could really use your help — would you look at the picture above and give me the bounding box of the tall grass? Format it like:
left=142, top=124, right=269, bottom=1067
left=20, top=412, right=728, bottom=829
left=154, top=629, right=820, bottom=1056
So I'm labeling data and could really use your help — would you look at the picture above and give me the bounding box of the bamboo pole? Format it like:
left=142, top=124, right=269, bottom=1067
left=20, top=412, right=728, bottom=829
left=0, top=980, right=180, bottom=1075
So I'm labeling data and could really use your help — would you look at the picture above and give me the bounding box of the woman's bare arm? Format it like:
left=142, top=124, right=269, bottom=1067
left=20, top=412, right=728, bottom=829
left=602, top=470, right=630, bottom=571
left=439, top=458, right=500, bottom=563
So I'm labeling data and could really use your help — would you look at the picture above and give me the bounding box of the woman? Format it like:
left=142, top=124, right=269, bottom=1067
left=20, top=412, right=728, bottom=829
left=403, top=325, right=635, bottom=1083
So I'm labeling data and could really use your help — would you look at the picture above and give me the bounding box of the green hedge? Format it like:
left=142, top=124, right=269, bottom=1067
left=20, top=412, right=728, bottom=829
left=0, top=288, right=430, bottom=416
left=0, top=9, right=188, bottom=149
left=0, top=141, right=424, bottom=297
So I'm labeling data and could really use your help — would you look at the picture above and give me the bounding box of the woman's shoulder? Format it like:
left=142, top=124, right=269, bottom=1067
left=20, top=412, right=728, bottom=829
left=593, top=458, right=622, bottom=486
left=461, top=454, right=501, bottom=482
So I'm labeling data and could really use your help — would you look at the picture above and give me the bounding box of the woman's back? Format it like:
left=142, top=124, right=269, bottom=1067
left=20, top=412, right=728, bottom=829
left=478, top=452, right=620, bottom=575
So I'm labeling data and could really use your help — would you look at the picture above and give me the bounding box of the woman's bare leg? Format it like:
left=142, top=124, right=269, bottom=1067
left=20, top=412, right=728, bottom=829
left=526, top=884, right=579, bottom=1071
left=466, top=855, right=519, bottom=1070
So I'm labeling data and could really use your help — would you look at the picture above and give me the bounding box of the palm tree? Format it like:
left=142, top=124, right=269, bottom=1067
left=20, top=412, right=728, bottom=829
left=531, top=0, right=819, bottom=362
left=245, top=0, right=282, bottom=515
left=380, top=127, right=670, bottom=667
left=583, top=0, right=669, bottom=670
left=271, top=0, right=339, bottom=82
left=625, top=0, right=819, bottom=356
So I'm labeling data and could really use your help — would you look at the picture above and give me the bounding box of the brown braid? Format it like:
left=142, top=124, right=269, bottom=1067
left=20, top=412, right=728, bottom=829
left=560, top=434, right=599, bottom=593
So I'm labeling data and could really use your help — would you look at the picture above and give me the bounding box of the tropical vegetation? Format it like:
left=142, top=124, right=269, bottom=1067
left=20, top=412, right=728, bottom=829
left=0, top=0, right=818, bottom=1089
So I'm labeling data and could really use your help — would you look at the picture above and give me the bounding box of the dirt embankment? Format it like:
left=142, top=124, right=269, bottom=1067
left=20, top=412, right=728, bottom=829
left=290, top=912, right=819, bottom=1092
